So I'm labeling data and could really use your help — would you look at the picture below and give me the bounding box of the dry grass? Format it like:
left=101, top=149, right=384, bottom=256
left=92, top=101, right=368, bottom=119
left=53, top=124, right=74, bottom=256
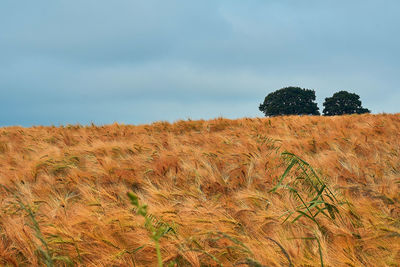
left=0, top=114, right=399, bottom=266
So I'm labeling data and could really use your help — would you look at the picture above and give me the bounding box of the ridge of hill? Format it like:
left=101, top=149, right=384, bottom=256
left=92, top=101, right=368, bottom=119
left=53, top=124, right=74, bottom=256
left=0, top=114, right=399, bottom=266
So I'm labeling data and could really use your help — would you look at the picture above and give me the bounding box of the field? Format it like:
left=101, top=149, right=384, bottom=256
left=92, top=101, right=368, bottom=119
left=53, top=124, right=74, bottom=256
left=0, top=114, right=399, bottom=266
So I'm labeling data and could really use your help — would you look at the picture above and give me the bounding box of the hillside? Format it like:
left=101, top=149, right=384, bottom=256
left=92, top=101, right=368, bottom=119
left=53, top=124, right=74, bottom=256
left=0, top=114, right=399, bottom=266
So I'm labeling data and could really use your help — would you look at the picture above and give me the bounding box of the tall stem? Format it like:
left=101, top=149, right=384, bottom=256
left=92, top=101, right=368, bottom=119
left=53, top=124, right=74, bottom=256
left=155, top=240, right=163, bottom=267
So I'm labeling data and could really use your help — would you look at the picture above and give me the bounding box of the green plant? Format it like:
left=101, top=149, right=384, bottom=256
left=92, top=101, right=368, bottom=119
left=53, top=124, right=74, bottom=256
left=270, top=152, right=344, bottom=266
left=271, top=152, right=342, bottom=228
left=14, top=194, right=73, bottom=266
left=16, top=196, right=54, bottom=267
left=127, top=192, right=175, bottom=267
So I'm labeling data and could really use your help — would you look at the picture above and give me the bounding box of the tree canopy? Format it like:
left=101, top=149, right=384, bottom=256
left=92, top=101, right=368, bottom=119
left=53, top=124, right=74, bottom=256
left=322, top=91, right=370, bottom=116
left=259, top=87, right=320, bottom=117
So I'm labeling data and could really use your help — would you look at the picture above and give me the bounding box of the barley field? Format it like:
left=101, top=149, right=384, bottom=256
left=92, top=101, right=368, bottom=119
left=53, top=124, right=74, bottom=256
left=0, top=114, right=399, bottom=266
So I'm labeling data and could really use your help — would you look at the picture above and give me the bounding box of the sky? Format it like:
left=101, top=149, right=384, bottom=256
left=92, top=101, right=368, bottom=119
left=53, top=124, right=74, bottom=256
left=1, top=0, right=399, bottom=126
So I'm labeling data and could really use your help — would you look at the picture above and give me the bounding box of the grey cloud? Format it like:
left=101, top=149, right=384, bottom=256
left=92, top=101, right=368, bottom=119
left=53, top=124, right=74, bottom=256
left=0, top=0, right=399, bottom=126
left=0, top=1, right=227, bottom=64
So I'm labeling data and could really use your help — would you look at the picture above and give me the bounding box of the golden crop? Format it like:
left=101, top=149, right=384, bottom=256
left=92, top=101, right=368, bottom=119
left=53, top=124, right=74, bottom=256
left=0, top=114, right=399, bottom=266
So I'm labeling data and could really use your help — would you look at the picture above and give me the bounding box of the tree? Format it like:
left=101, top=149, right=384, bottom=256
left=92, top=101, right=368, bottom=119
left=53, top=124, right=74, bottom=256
left=322, top=91, right=370, bottom=116
left=259, top=87, right=320, bottom=117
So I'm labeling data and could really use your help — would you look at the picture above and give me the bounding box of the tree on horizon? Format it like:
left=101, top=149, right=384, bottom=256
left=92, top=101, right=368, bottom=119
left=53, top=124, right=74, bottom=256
left=322, top=91, right=370, bottom=116
left=259, top=87, right=320, bottom=117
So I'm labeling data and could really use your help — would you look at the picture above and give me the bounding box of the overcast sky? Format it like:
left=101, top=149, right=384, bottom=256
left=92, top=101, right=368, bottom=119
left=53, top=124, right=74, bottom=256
left=1, top=0, right=399, bottom=126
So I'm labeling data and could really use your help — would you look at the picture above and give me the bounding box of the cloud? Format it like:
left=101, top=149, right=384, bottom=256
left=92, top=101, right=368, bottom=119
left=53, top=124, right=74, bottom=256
left=0, top=0, right=399, bottom=126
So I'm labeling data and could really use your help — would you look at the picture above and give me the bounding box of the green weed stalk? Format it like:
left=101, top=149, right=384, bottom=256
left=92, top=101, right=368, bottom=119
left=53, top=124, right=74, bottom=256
left=0, top=184, right=73, bottom=267
left=127, top=192, right=175, bottom=267
left=270, top=152, right=344, bottom=266
left=15, top=196, right=55, bottom=267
